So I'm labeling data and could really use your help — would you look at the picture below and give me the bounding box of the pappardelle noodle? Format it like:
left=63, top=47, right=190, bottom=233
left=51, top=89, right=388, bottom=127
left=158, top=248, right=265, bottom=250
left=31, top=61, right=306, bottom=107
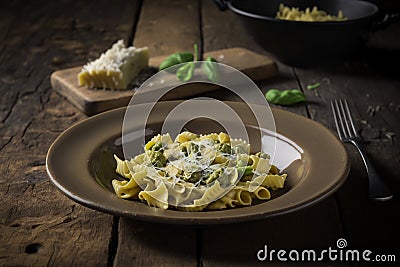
left=276, top=3, right=347, bottom=22
left=112, top=132, right=287, bottom=211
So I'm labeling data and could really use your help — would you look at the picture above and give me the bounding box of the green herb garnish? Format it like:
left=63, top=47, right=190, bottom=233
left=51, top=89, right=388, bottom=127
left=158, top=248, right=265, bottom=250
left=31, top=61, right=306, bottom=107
left=202, top=56, right=219, bottom=82
left=237, top=166, right=253, bottom=176
left=265, top=89, right=306, bottom=105
left=160, top=44, right=219, bottom=82
left=176, top=44, right=198, bottom=82
left=176, top=61, right=196, bottom=82
left=306, top=82, right=321, bottom=90
left=159, top=52, right=194, bottom=71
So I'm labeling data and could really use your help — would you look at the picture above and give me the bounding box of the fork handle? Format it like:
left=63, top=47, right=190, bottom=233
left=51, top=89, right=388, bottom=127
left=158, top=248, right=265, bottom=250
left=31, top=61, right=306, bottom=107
left=350, top=140, right=393, bottom=201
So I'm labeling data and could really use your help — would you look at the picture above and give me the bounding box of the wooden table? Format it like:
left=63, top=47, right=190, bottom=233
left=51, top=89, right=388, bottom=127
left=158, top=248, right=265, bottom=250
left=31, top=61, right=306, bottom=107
left=1, top=0, right=399, bottom=266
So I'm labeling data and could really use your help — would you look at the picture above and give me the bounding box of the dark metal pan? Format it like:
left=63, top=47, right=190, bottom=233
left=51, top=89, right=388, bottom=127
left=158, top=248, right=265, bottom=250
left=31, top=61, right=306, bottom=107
left=214, top=0, right=398, bottom=67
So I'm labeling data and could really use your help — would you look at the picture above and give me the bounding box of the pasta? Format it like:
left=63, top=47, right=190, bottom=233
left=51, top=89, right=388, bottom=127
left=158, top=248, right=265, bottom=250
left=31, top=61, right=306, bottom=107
left=276, top=4, right=347, bottom=22
left=112, top=131, right=287, bottom=211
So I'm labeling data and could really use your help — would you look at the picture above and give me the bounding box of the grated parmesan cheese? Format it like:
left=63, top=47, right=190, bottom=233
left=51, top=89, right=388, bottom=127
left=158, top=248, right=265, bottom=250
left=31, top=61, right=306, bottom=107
left=77, top=40, right=149, bottom=90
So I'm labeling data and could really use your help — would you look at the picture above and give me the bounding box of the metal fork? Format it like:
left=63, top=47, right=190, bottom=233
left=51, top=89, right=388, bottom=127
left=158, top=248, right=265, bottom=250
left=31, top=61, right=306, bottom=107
left=331, top=99, right=393, bottom=201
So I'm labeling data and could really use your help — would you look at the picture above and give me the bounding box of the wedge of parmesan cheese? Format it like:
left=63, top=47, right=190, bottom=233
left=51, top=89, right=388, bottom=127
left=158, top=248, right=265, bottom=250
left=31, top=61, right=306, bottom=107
left=77, top=40, right=149, bottom=90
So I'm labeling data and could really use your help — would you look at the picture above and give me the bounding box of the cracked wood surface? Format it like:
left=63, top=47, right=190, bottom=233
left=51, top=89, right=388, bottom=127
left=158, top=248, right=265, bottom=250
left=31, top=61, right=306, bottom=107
left=0, top=0, right=139, bottom=266
left=1, top=0, right=400, bottom=266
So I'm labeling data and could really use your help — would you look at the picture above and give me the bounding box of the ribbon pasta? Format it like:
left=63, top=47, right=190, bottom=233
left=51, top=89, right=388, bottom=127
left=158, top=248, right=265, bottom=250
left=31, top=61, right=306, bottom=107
left=112, top=131, right=287, bottom=211
left=276, top=4, right=347, bottom=22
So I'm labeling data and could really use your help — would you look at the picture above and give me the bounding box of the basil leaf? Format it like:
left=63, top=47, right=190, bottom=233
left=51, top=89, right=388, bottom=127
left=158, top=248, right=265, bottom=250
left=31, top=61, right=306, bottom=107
left=265, top=89, right=306, bottom=105
left=237, top=166, right=253, bottom=176
left=205, top=56, right=217, bottom=62
left=176, top=62, right=195, bottom=82
left=306, top=82, right=320, bottom=90
left=159, top=52, right=194, bottom=70
left=193, top=44, right=199, bottom=61
left=202, top=57, right=219, bottom=82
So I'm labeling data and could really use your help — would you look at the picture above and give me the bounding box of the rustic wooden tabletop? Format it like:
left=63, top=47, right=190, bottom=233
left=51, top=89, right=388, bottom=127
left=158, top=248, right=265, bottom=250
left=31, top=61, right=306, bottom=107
left=1, top=0, right=399, bottom=266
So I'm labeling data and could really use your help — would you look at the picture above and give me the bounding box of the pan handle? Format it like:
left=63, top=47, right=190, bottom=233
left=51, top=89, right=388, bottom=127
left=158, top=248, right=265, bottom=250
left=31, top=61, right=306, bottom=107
left=373, top=12, right=400, bottom=31
left=213, top=0, right=229, bottom=11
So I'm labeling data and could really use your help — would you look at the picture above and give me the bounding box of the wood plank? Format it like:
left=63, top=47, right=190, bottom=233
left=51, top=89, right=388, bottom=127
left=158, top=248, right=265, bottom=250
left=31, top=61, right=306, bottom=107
left=114, top=0, right=202, bottom=265
left=133, top=0, right=201, bottom=56
left=115, top=218, right=197, bottom=266
left=2, top=1, right=398, bottom=267
left=200, top=1, right=348, bottom=266
left=0, top=181, right=112, bottom=267
left=201, top=198, right=348, bottom=267
left=0, top=0, right=140, bottom=266
left=205, top=47, right=277, bottom=82
left=292, top=24, right=400, bottom=264
left=200, top=0, right=307, bottom=115
left=295, top=64, right=400, bottom=259
left=201, top=0, right=265, bottom=54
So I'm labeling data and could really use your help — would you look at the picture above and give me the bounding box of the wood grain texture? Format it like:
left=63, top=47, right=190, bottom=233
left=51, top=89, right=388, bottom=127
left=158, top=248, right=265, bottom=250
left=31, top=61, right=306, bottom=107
left=294, top=56, right=400, bottom=263
left=200, top=0, right=308, bottom=116
left=50, top=66, right=134, bottom=115
left=114, top=218, right=197, bottom=266
left=1, top=0, right=400, bottom=266
left=201, top=0, right=265, bottom=54
left=0, top=0, right=140, bottom=266
left=133, top=0, right=201, bottom=56
left=201, top=198, right=348, bottom=267
left=285, top=22, right=400, bottom=266
left=113, top=0, right=202, bottom=265
left=50, top=48, right=278, bottom=115
left=0, top=181, right=112, bottom=267
left=199, top=1, right=347, bottom=266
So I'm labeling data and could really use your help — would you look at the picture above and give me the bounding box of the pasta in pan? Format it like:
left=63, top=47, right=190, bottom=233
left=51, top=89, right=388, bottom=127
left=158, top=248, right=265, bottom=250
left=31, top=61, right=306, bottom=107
left=112, top=131, right=287, bottom=211
left=276, top=4, right=347, bottom=22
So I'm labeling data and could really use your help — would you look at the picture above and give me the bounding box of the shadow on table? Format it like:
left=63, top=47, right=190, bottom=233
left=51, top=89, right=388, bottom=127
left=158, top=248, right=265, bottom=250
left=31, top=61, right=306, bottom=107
left=115, top=197, right=345, bottom=266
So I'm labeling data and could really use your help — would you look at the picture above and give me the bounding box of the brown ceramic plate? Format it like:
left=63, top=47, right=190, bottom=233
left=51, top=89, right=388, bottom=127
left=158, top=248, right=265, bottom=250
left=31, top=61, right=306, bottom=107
left=46, top=101, right=349, bottom=224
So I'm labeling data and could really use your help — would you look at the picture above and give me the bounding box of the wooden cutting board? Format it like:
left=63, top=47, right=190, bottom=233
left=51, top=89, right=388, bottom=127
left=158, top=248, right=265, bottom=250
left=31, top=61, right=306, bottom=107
left=50, top=47, right=278, bottom=115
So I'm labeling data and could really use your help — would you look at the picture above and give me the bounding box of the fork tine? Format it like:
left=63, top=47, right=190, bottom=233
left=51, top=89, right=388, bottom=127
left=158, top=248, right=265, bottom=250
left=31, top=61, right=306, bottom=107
left=331, top=100, right=344, bottom=140
left=338, top=99, right=353, bottom=138
left=332, top=100, right=392, bottom=200
left=343, top=99, right=359, bottom=138
left=335, top=99, right=348, bottom=138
